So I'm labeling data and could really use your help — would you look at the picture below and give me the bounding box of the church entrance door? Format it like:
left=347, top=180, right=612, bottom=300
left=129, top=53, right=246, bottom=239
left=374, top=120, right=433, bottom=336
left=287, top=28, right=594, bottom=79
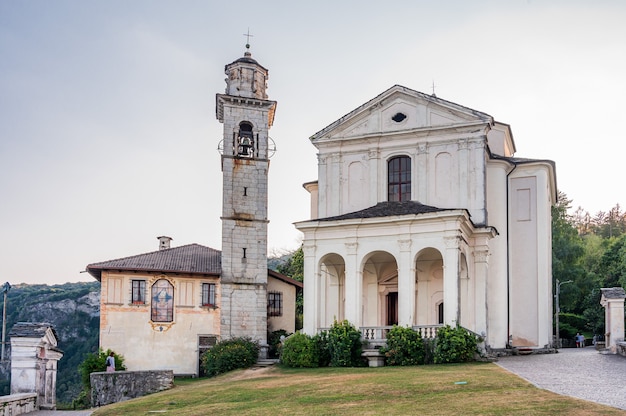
left=387, top=292, right=398, bottom=325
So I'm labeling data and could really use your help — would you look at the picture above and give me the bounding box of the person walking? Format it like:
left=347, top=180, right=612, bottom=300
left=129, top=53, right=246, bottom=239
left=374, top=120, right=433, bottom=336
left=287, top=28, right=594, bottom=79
left=106, top=351, right=115, bottom=372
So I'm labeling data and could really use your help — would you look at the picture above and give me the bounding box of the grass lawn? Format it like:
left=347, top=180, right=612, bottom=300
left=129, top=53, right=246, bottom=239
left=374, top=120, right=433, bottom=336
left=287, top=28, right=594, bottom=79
left=91, top=363, right=624, bottom=416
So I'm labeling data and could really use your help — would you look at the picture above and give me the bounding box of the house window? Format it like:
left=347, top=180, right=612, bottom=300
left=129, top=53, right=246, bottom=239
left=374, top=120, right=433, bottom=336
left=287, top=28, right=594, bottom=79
left=202, top=283, right=216, bottom=307
left=131, top=280, right=146, bottom=304
left=388, top=156, right=411, bottom=201
left=151, top=279, right=174, bottom=322
left=267, top=291, right=283, bottom=317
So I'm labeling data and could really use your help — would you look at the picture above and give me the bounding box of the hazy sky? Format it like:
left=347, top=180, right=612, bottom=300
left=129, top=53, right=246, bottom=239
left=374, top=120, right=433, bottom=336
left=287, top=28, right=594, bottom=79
left=1, top=0, right=625, bottom=285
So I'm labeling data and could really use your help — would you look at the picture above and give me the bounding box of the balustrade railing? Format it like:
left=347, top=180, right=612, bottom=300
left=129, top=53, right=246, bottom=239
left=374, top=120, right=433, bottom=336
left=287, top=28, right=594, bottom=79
left=358, top=324, right=444, bottom=341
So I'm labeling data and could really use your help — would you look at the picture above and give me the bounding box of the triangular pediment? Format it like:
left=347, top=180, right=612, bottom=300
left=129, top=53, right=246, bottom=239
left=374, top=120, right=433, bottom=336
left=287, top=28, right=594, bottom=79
left=311, top=85, right=493, bottom=143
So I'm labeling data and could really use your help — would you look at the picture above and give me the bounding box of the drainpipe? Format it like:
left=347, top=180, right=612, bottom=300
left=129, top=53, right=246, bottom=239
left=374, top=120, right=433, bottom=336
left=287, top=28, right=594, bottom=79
left=505, top=160, right=518, bottom=348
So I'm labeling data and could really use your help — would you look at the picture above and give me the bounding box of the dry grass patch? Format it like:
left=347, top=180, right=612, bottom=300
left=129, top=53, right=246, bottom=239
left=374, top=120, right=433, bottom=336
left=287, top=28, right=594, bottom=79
left=91, top=363, right=625, bottom=416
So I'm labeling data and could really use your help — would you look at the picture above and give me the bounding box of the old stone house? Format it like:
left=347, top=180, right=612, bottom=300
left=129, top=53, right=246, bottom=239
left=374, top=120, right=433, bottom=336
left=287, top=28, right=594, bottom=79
left=295, top=85, right=556, bottom=350
left=86, top=238, right=301, bottom=376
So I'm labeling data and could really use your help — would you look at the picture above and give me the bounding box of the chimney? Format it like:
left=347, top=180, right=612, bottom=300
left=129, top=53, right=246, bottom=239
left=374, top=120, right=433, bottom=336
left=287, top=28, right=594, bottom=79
left=157, top=236, right=172, bottom=250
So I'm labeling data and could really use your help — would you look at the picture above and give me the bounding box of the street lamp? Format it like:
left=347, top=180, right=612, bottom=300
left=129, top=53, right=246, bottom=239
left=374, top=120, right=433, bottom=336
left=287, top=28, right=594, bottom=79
left=1, top=282, right=11, bottom=362
left=555, top=279, right=572, bottom=349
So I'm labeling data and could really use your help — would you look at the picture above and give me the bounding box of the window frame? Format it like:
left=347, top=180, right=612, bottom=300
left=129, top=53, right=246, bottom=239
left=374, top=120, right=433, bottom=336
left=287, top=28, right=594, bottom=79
left=267, top=291, right=283, bottom=317
left=387, top=155, right=411, bottom=202
left=201, top=283, right=216, bottom=307
left=131, top=279, right=146, bottom=305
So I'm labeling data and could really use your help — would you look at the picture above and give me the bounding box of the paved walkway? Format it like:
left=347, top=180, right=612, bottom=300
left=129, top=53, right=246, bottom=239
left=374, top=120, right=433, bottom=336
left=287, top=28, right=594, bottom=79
left=496, top=347, right=626, bottom=411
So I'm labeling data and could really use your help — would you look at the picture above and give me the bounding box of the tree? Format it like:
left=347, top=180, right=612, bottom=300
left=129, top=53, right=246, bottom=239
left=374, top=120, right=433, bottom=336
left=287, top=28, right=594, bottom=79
left=276, top=246, right=304, bottom=325
left=552, top=192, right=586, bottom=312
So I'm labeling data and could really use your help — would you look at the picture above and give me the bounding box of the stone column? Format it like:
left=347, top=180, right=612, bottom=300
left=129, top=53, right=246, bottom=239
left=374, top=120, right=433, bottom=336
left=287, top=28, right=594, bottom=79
left=302, top=243, right=318, bottom=335
left=443, top=236, right=460, bottom=325
left=600, top=288, right=626, bottom=353
left=343, top=242, right=361, bottom=326
left=397, top=239, right=414, bottom=326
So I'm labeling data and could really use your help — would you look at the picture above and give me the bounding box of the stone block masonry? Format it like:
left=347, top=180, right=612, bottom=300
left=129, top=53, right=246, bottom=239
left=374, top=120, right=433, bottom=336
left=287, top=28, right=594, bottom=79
left=90, top=370, right=173, bottom=407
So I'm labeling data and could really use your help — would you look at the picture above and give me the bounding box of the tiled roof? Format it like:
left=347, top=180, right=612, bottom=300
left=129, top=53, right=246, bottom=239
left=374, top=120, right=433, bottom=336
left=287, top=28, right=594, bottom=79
left=268, top=269, right=303, bottom=289
left=601, top=287, right=626, bottom=299
left=317, top=201, right=452, bottom=222
left=10, top=322, right=58, bottom=339
left=86, top=244, right=222, bottom=281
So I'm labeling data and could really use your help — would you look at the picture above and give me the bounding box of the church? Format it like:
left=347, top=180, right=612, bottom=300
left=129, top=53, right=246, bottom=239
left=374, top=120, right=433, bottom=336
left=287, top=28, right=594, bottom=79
left=87, top=42, right=556, bottom=375
left=295, top=85, right=556, bottom=350
left=86, top=47, right=302, bottom=376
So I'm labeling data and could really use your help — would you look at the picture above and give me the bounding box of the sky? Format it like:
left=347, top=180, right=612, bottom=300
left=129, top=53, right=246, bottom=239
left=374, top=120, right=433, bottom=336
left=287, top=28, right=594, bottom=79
left=1, top=0, right=625, bottom=285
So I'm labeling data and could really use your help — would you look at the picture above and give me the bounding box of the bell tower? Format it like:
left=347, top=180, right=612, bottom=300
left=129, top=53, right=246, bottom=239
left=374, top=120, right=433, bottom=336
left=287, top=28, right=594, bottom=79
left=216, top=43, right=276, bottom=355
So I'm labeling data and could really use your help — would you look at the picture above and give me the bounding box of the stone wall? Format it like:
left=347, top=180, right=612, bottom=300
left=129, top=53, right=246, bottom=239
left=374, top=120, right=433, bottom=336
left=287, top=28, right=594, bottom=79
left=0, top=393, right=37, bottom=415
left=90, top=370, right=173, bottom=407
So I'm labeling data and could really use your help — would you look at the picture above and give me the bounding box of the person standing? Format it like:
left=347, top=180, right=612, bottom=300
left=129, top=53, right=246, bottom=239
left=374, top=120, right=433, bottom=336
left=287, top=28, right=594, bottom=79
left=106, top=351, right=115, bottom=372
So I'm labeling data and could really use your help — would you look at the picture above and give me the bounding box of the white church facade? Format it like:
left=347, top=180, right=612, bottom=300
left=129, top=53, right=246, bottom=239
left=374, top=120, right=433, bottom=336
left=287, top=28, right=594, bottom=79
left=295, top=85, right=556, bottom=350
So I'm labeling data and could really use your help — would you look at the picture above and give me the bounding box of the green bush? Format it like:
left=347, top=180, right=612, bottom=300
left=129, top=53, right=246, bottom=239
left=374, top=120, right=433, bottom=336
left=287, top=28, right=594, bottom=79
left=280, top=332, right=319, bottom=367
left=314, top=330, right=331, bottom=367
left=268, top=329, right=291, bottom=359
left=380, top=326, right=424, bottom=366
left=201, top=337, right=259, bottom=377
left=328, top=320, right=364, bottom=367
left=433, top=325, right=479, bottom=364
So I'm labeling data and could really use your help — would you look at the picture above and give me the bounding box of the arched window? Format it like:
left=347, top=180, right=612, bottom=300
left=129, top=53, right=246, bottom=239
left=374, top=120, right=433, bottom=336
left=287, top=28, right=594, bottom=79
left=237, top=122, right=254, bottom=157
left=151, top=279, right=174, bottom=322
left=388, top=156, right=411, bottom=201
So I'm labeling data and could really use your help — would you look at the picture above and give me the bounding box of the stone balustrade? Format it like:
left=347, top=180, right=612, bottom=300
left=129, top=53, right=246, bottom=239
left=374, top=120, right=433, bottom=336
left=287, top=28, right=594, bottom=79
left=0, top=393, right=37, bottom=416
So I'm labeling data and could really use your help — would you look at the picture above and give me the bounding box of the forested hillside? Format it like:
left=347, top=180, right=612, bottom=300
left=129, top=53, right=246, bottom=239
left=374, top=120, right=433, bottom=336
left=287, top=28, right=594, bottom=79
left=553, top=192, right=626, bottom=341
left=0, top=281, right=100, bottom=404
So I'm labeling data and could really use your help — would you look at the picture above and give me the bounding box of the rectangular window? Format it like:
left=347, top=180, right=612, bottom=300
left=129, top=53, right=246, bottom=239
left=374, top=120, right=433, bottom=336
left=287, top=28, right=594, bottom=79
left=131, top=280, right=146, bottom=304
left=267, top=291, right=283, bottom=317
left=202, top=283, right=216, bottom=307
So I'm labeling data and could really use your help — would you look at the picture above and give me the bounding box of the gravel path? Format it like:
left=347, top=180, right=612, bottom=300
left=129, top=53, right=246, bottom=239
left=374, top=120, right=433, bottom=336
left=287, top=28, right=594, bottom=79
left=496, top=347, right=626, bottom=411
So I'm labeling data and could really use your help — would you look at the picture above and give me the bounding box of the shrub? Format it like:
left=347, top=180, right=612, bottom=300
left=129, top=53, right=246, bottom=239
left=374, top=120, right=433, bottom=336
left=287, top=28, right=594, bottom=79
left=314, top=330, right=331, bottom=367
left=380, top=326, right=424, bottom=366
left=433, top=325, right=479, bottom=364
left=280, top=332, right=319, bottom=367
left=328, top=320, right=364, bottom=367
left=201, top=337, right=259, bottom=377
left=268, top=329, right=291, bottom=359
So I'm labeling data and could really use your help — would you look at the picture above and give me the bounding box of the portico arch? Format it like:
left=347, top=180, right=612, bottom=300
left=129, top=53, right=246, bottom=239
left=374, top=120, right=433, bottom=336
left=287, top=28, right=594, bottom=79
left=414, top=247, right=444, bottom=325
left=318, top=253, right=345, bottom=328
left=361, top=251, right=398, bottom=326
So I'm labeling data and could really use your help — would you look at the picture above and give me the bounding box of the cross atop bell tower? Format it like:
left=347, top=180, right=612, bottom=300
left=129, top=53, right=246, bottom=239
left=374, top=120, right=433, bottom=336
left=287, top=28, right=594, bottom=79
left=216, top=43, right=277, bottom=355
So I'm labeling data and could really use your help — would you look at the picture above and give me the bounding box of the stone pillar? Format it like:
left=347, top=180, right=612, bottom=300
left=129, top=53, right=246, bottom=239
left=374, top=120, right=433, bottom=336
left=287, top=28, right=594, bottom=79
left=397, top=238, right=414, bottom=326
left=443, top=236, right=460, bottom=325
left=600, top=287, right=625, bottom=353
left=343, top=242, right=361, bottom=326
left=10, top=322, right=63, bottom=410
left=302, top=243, right=318, bottom=335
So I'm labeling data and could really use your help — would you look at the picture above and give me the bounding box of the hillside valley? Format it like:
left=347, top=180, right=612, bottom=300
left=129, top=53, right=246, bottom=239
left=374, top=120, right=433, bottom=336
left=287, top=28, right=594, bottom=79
left=0, top=281, right=100, bottom=404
